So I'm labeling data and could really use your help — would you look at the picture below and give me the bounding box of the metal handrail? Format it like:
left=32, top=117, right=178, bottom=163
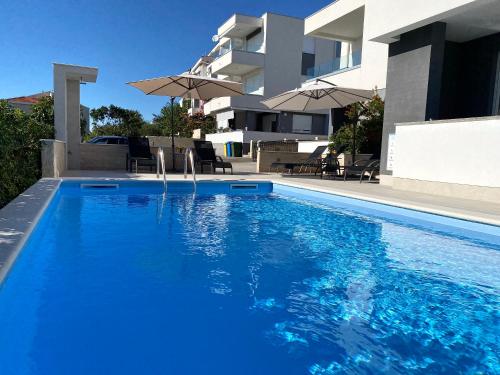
left=184, top=147, right=196, bottom=191
left=157, top=147, right=166, bottom=191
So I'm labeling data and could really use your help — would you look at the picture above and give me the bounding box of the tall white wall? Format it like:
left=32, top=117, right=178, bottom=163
left=262, top=13, right=304, bottom=97
left=393, top=117, right=500, bottom=187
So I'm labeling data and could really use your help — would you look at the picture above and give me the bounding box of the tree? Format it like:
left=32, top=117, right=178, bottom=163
left=86, top=105, right=146, bottom=140
left=152, top=102, right=188, bottom=137
left=0, top=97, right=55, bottom=208
left=329, top=94, right=384, bottom=157
left=185, top=112, right=217, bottom=137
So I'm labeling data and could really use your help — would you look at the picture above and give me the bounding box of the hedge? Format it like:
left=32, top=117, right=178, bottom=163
left=0, top=98, right=54, bottom=208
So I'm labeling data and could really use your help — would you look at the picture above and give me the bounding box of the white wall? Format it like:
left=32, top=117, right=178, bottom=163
left=393, top=117, right=500, bottom=187
left=366, top=0, right=483, bottom=43
left=297, top=140, right=329, bottom=153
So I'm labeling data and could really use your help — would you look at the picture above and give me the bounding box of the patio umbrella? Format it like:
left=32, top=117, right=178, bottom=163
left=127, top=74, right=243, bottom=171
left=262, top=79, right=373, bottom=162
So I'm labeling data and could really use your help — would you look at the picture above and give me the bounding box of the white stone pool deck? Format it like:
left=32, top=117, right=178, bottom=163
left=1, top=170, right=499, bottom=283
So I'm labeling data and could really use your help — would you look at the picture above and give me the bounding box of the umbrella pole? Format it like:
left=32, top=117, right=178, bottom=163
left=352, top=121, right=356, bottom=165
left=170, top=96, right=176, bottom=172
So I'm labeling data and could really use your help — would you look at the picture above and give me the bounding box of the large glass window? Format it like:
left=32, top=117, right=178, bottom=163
left=244, top=70, right=264, bottom=95
left=301, top=53, right=315, bottom=76
left=292, top=114, right=312, bottom=134
left=493, top=51, right=500, bottom=115
left=246, top=29, right=264, bottom=53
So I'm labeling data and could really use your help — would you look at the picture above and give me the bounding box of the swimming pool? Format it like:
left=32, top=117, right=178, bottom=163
left=0, top=180, right=498, bottom=374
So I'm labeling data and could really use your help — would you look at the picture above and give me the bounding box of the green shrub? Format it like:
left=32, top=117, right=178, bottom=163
left=0, top=97, right=54, bottom=208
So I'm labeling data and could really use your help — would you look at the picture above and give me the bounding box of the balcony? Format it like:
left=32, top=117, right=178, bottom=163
left=306, top=50, right=362, bottom=79
left=210, top=49, right=265, bottom=76
left=218, top=14, right=263, bottom=39
left=203, top=94, right=267, bottom=114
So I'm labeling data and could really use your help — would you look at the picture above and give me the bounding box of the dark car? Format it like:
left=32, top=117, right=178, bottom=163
left=87, top=136, right=128, bottom=145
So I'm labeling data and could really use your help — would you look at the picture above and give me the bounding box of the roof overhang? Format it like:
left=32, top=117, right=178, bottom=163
left=305, top=0, right=365, bottom=42
left=217, top=14, right=263, bottom=39
left=368, top=0, right=500, bottom=44
left=53, top=63, right=98, bottom=83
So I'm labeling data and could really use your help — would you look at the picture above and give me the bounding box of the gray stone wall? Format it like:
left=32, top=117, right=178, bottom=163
left=380, top=22, right=446, bottom=175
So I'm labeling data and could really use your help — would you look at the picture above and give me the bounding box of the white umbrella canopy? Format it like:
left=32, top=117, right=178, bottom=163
left=127, top=73, right=244, bottom=99
left=261, top=80, right=373, bottom=111
left=127, top=73, right=243, bottom=171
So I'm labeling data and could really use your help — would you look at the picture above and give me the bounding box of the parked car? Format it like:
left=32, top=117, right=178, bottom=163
left=87, top=136, right=128, bottom=145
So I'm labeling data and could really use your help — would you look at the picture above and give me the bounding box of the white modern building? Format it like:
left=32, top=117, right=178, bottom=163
left=189, top=13, right=340, bottom=136
left=306, top=0, right=500, bottom=201
left=183, top=56, right=213, bottom=116
left=303, top=0, right=389, bottom=132
left=304, top=0, right=388, bottom=93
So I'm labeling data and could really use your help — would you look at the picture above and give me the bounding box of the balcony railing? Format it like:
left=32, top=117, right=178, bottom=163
left=306, top=50, right=362, bottom=79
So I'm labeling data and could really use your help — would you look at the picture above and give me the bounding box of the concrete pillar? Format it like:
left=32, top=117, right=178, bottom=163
left=66, top=80, right=81, bottom=169
left=53, top=63, right=98, bottom=170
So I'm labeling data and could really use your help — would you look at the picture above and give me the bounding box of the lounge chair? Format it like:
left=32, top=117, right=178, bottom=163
left=344, top=159, right=380, bottom=183
left=270, top=145, right=327, bottom=175
left=127, top=137, right=157, bottom=173
left=320, top=154, right=343, bottom=179
left=193, top=140, right=233, bottom=174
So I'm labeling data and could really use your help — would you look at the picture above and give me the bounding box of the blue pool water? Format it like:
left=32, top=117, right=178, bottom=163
left=0, top=181, right=499, bottom=374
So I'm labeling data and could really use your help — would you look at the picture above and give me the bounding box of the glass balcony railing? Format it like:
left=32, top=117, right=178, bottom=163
left=306, top=50, right=362, bottom=79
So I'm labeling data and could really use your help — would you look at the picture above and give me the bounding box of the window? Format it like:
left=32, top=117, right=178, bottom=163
left=246, top=28, right=264, bottom=53
left=301, top=53, right=315, bottom=76
left=493, top=50, right=500, bottom=115
left=303, top=37, right=316, bottom=54
left=292, top=114, right=312, bottom=134
left=244, top=70, right=264, bottom=95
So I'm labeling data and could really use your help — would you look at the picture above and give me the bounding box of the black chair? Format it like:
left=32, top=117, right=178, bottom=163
left=320, top=154, right=343, bottom=179
left=127, top=137, right=157, bottom=173
left=344, top=159, right=380, bottom=183
left=193, top=140, right=233, bottom=174
left=270, top=145, right=327, bottom=175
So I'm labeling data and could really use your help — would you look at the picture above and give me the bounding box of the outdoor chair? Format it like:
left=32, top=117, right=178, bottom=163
left=127, top=137, right=157, bottom=173
left=193, top=140, right=233, bottom=174
left=320, top=154, right=343, bottom=179
left=344, top=159, right=380, bottom=183
left=270, top=145, right=327, bottom=175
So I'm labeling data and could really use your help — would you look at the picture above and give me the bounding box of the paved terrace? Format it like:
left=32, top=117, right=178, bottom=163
left=62, top=168, right=500, bottom=226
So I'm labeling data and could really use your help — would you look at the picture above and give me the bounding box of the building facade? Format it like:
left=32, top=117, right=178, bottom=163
left=366, top=0, right=500, bottom=181
left=306, top=0, right=500, bottom=200
left=303, top=0, right=389, bottom=132
left=188, top=13, right=339, bottom=136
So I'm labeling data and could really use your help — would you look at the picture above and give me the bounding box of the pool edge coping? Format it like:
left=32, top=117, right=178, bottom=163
left=271, top=180, right=500, bottom=228
left=0, top=178, right=61, bottom=284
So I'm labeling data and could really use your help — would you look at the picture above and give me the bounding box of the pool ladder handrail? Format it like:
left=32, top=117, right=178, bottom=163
left=156, top=147, right=167, bottom=192
left=184, top=147, right=196, bottom=191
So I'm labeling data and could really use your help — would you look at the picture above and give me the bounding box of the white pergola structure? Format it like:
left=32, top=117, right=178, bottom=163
left=53, top=63, right=98, bottom=170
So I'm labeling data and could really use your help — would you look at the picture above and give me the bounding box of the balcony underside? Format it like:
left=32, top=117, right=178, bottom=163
left=218, top=14, right=263, bottom=39
left=305, top=0, right=365, bottom=41
left=210, top=50, right=264, bottom=76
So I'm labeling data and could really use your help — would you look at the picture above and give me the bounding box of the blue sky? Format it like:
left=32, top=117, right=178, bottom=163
left=0, top=0, right=331, bottom=121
